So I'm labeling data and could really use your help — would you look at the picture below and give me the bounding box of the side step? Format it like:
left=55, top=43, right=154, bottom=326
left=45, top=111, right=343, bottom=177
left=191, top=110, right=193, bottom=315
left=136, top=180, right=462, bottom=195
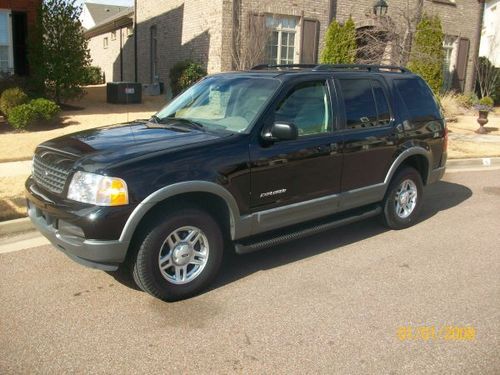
left=234, top=206, right=382, bottom=255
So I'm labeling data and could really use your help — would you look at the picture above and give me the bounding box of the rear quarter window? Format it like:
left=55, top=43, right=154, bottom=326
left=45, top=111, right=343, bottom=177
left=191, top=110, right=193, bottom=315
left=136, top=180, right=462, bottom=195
left=394, top=78, right=442, bottom=122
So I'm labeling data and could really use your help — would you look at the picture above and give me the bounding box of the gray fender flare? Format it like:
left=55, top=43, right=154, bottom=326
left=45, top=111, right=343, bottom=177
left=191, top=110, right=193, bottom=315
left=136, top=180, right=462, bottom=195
left=384, top=147, right=433, bottom=187
left=119, top=181, right=242, bottom=243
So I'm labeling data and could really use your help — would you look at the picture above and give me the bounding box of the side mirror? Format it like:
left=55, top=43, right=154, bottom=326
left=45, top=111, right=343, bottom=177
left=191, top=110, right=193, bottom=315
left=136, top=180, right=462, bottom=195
left=262, top=122, right=298, bottom=142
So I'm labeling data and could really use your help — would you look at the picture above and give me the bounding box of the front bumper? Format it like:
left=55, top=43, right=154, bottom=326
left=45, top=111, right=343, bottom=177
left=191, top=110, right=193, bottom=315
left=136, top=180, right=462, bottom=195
left=26, top=183, right=130, bottom=271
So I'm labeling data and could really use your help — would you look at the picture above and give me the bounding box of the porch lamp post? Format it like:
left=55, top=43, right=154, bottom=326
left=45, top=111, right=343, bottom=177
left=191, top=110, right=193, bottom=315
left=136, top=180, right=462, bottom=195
left=373, top=0, right=389, bottom=16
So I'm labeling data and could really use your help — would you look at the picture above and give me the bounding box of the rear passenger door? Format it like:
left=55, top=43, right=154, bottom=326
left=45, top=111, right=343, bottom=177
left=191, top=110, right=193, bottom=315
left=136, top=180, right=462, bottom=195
left=335, top=75, right=397, bottom=193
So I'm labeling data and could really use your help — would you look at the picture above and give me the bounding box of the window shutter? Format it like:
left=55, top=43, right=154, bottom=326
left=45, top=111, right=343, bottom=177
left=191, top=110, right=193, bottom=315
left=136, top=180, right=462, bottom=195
left=300, top=19, right=319, bottom=64
left=453, top=38, right=470, bottom=92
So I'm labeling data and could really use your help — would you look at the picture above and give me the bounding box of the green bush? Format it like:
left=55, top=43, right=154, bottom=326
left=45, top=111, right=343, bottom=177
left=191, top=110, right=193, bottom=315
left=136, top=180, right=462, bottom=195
left=30, top=98, right=60, bottom=120
left=7, top=104, right=38, bottom=129
left=407, top=15, right=445, bottom=94
left=479, top=96, right=494, bottom=107
left=0, top=87, right=29, bottom=116
left=169, top=60, right=207, bottom=96
left=320, top=17, right=357, bottom=64
left=82, top=66, right=104, bottom=85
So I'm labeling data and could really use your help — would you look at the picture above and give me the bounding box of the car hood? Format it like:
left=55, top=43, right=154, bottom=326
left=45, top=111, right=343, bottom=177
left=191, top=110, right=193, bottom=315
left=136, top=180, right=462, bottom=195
left=37, top=121, right=225, bottom=172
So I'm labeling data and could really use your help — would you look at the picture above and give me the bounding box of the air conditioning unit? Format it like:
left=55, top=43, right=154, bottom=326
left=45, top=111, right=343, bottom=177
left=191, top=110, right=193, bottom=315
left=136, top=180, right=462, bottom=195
left=106, top=82, right=142, bottom=104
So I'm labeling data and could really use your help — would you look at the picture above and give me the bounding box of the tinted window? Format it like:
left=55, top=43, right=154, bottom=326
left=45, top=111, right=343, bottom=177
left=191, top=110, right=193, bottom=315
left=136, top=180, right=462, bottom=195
left=339, top=79, right=378, bottom=129
left=395, top=78, right=441, bottom=122
left=275, top=81, right=331, bottom=137
left=372, top=81, right=391, bottom=125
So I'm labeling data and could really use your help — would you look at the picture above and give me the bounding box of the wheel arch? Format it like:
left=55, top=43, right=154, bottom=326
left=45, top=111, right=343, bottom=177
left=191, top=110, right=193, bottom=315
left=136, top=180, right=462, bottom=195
left=119, top=181, right=241, bottom=245
left=384, top=147, right=432, bottom=187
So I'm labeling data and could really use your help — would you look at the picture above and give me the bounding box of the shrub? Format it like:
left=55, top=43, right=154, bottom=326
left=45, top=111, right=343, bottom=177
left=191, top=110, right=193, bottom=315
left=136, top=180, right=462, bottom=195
left=169, top=60, right=207, bottom=96
left=82, top=66, right=104, bottom=85
left=0, top=87, right=29, bottom=116
left=479, top=96, right=494, bottom=108
left=7, top=104, right=38, bottom=129
left=30, top=98, right=60, bottom=120
left=455, top=92, right=478, bottom=108
left=407, top=15, right=445, bottom=94
left=320, top=17, right=357, bottom=64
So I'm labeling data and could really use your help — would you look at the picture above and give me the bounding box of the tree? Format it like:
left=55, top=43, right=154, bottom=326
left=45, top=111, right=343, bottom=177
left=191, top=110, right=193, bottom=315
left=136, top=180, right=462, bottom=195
left=232, top=13, right=271, bottom=70
left=320, top=17, right=357, bottom=64
left=30, top=0, right=91, bottom=104
left=407, top=15, right=444, bottom=93
left=355, top=1, right=424, bottom=66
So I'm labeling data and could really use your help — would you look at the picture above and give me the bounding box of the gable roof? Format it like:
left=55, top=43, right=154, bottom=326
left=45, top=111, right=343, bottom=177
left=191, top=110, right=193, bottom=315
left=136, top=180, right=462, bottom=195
left=85, top=2, right=129, bottom=26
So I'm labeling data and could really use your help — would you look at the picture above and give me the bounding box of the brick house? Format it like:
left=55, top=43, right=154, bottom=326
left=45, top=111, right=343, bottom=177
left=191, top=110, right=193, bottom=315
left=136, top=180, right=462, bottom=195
left=84, top=7, right=134, bottom=82
left=0, top=0, right=41, bottom=76
left=86, top=0, right=484, bottom=95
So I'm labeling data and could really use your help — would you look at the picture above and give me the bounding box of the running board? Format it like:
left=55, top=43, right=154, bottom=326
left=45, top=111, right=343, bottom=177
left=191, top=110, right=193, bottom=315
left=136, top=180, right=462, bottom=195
left=234, top=206, right=382, bottom=255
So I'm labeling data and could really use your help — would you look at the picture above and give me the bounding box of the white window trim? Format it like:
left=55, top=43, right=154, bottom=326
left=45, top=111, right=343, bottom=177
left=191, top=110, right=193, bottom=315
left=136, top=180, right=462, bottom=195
left=0, top=9, right=14, bottom=74
left=266, top=16, right=300, bottom=65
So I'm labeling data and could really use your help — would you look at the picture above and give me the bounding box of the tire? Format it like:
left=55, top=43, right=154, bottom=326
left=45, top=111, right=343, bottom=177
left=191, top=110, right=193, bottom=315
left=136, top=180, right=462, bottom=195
left=132, top=207, right=224, bottom=301
left=381, top=166, right=424, bottom=230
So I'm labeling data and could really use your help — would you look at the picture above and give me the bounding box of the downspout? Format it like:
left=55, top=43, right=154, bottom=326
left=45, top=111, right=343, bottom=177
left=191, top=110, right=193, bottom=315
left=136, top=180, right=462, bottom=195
left=119, top=22, right=123, bottom=81
left=134, top=0, right=138, bottom=82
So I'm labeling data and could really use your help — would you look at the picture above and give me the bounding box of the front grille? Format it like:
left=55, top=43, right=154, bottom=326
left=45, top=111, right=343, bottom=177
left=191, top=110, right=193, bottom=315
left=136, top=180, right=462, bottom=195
left=33, top=154, right=72, bottom=194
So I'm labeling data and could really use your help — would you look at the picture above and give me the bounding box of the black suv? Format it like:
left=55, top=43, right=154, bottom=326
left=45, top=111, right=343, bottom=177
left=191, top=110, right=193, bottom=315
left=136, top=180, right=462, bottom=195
left=26, top=64, right=447, bottom=301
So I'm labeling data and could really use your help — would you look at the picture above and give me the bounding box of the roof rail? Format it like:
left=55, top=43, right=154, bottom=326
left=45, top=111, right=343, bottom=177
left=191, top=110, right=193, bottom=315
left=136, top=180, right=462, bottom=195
left=250, top=63, right=410, bottom=73
left=312, top=64, right=410, bottom=73
left=251, top=64, right=318, bottom=70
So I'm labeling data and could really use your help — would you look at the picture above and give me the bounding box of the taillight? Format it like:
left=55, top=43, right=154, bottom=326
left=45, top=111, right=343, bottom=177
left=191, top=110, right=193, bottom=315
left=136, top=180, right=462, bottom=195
left=443, top=126, right=448, bottom=151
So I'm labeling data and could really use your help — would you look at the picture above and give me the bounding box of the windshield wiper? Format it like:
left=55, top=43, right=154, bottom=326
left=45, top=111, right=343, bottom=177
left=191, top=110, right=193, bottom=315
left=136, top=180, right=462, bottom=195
left=167, top=117, right=205, bottom=130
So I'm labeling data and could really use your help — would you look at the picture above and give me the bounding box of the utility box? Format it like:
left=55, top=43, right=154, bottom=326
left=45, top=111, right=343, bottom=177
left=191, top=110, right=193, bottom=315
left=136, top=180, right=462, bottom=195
left=106, top=82, right=142, bottom=104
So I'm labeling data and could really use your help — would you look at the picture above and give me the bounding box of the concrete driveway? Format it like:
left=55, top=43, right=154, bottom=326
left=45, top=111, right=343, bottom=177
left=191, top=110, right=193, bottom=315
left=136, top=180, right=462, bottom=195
left=1, top=170, right=499, bottom=374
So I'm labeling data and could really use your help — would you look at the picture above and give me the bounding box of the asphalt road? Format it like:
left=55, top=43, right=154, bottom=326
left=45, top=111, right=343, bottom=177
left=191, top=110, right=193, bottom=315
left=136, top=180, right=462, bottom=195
left=1, top=170, right=499, bottom=374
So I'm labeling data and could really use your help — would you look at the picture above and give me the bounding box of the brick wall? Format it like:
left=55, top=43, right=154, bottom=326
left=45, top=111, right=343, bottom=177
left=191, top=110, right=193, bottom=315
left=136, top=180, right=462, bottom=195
left=0, top=0, right=40, bottom=27
left=334, top=0, right=483, bottom=92
left=136, top=0, right=224, bottom=93
left=87, top=27, right=135, bottom=83
left=131, top=0, right=481, bottom=93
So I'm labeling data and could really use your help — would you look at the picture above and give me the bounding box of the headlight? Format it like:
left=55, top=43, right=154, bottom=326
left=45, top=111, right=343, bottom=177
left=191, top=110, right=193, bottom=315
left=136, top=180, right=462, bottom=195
left=67, top=171, right=129, bottom=206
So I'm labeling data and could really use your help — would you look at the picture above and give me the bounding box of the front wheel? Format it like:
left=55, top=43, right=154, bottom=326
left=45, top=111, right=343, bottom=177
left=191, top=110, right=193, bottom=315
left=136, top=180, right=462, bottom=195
left=381, top=167, right=424, bottom=230
left=132, top=208, right=223, bottom=301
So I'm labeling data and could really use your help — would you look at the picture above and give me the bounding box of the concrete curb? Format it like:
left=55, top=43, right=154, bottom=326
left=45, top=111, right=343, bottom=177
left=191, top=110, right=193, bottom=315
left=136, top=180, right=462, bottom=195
left=0, top=217, right=33, bottom=237
left=446, top=157, right=500, bottom=169
left=0, top=157, right=498, bottom=237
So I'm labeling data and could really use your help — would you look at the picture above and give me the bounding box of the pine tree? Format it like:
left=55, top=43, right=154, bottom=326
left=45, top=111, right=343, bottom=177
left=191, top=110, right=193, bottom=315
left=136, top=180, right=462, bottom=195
left=407, top=15, right=445, bottom=94
left=320, top=17, right=357, bottom=64
left=29, top=0, right=91, bottom=103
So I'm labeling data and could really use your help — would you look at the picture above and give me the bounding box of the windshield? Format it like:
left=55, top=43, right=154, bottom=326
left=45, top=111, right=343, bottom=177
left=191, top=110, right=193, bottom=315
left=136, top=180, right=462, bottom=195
left=155, top=75, right=281, bottom=133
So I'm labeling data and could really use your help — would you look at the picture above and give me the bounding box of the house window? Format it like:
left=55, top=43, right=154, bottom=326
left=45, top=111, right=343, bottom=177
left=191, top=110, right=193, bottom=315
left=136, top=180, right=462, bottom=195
left=442, top=36, right=457, bottom=91
left=103, top=37, right=109, bottom=49
left=265, top=16, right=298, bottom=65
left=0, top=11, right=12, bottom=73
left=111, top=31, right=116, bottom=41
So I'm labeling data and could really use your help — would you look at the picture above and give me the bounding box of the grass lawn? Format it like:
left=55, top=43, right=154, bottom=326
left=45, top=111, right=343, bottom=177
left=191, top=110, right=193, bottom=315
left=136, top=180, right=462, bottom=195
left=0, top=85, right=167, bottom=162
left=0, top=176, right=27, bottom=221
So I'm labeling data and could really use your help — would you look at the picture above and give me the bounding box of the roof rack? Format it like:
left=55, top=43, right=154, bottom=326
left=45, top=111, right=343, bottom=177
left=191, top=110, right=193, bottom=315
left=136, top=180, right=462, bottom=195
left=251, top=64, right=318, bottom=70
left=313, top=64, right=410, bottom=73
left=250, top=63, right=410, bottom=73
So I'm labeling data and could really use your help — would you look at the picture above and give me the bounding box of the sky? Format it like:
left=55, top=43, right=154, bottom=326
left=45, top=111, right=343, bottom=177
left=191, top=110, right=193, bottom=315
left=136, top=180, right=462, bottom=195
left=75, top=0, right=134, bottom=7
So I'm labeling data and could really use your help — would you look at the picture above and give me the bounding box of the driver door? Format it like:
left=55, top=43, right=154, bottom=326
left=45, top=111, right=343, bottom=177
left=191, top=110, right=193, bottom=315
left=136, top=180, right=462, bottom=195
left=249, top=77, right=343, bottom=230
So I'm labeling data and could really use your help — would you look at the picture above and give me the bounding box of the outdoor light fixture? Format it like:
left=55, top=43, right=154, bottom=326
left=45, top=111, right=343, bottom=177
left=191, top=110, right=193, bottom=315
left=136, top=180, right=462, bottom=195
left=373, top=0, right=389, bottom=16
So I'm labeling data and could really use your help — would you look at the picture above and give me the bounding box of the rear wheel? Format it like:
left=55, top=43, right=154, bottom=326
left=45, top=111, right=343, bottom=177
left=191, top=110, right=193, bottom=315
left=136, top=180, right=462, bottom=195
left=132, top=207, right=223, bottom=301
left=381, top=167, right=423, bottom=229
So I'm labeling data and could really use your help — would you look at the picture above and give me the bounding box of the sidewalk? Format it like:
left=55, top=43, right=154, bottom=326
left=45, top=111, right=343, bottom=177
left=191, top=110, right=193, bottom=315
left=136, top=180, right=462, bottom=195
left=0, top=160, right=31, bottom=177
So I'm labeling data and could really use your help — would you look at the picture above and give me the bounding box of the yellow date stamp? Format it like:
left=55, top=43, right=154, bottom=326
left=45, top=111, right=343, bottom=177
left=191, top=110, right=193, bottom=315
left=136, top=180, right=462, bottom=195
left=396, top=326, right=476, bottom=341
